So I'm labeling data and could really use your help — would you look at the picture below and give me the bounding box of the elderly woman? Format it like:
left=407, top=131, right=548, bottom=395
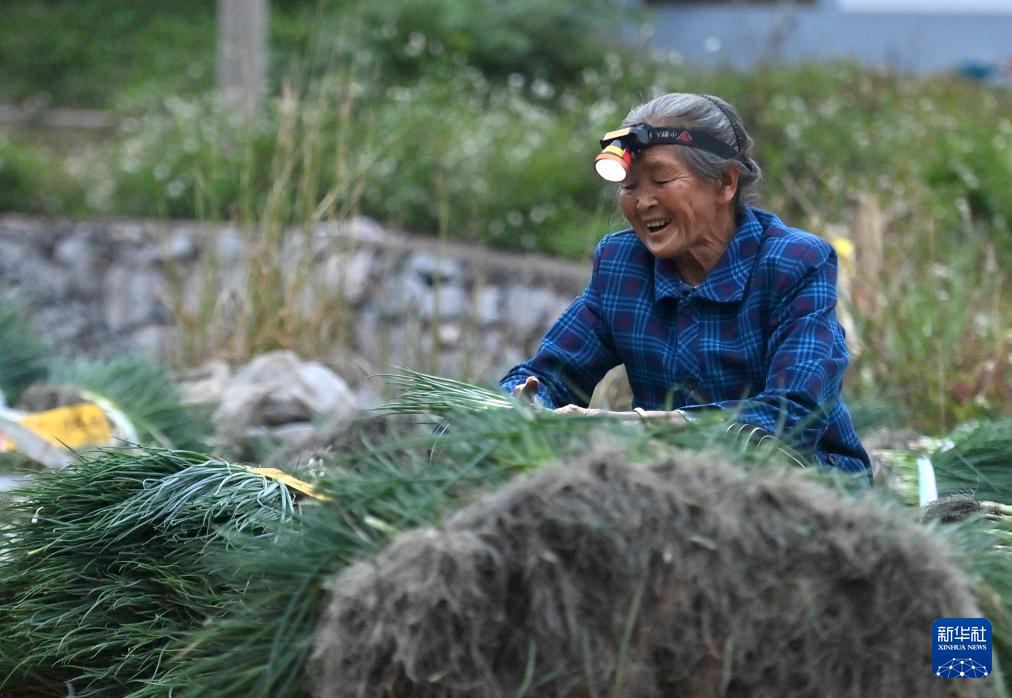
left=500, top=92, right=870, bottom=478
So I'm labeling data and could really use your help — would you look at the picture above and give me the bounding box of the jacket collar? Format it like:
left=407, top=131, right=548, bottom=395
left=654, top=206, right=767, bottom=304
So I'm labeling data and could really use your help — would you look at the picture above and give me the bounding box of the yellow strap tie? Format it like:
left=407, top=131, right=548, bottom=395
left=246, top=466, right=331, bottom=501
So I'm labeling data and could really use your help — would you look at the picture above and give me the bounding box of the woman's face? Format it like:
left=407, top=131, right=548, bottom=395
left=618, top=145, right=738, bottom=261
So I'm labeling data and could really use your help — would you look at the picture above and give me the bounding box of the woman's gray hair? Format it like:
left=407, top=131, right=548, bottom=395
left=622, top=93, right=762, bottom=209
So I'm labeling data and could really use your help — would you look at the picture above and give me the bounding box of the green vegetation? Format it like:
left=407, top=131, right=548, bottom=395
left=0, top=7, right=1007, bottom=690
left=1, top=377, right=1008, bottom=695
left=0, top=447, right=299, bottom=696
left=6, top=1, right=1006, bottom=252
left=0, top=133, right=87, bottom=215
left=0, top=1, right=1008, bottom=431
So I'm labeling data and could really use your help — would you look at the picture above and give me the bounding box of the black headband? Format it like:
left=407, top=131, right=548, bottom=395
left=699, top=94, right=742, bottom=153
left=599, top=123, right=738, bottom=160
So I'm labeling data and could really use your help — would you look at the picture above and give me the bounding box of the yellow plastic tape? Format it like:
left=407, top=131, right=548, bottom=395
left=1, top=403, right=114, bottom=451
left=246, top=466, right=330, bottom=501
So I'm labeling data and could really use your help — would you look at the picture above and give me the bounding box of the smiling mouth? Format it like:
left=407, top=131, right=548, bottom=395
left=644, top=218, right=671, bottom=234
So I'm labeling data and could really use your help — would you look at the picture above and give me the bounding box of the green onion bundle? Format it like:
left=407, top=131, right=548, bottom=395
left=135, top=405, right=617, bottom=696
left=376, top=369, right=514, bottom=415
left=0, top=447, right=299, bottom=696
left=933, top=419, right=1012, bottom=505
left=0, top=373, right=1007, bottom=696
left=122, top=377, right=879, bottom=696
left=928, top=420, right=1012, bottom=687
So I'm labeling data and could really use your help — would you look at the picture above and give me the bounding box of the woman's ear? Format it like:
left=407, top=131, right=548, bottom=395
left=718, top=166, right=741, bottom=203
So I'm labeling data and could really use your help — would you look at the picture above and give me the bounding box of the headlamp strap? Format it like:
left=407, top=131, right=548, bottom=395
left=600, top=124, right=738, bottom=160
left=699, top=94, right=743, bottom=153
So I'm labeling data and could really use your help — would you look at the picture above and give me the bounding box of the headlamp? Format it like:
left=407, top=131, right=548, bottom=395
left=594, top=123, right=739, bottom=183
left=593, top=140, right=633, bottom=183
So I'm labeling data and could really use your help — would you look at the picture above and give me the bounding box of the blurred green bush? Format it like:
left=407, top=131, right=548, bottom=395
left=27, top=60, right=1009, bottom=257
left=0, top=1, right=215, bottom=110
left=2, top=1, right=1007, bottom=257
left=0, top=132, right=86, bottom=214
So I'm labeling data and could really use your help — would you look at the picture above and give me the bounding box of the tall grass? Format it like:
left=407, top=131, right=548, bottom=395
left=163, top=68, right=378, bottom=365
left=841, top=196, right=1008, bottom=432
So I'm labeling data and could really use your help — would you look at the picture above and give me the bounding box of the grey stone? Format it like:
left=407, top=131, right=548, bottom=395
left=435, top=349, right=467, bottom=379
left=111, top=221, right=149, bottom=245
left=128, top=228, right=199, bottom=267
left=279, top=233, right=311, bottom=281
left=431, top=286, right=471, bottom=321
left=213, top=350, right=358, bottom=437
left=176, top=265, right=207, bottom=316
left=480, top=329, right=524, bottom=377
left=504, top=285, right=570, bottom=339
left=407, top=250, right=469, bottom=287
left=339, top=215, right=390, bottom=245
left=259, top=395, right=314, bottom=425
left=265, top=421, right=318, bottom=448
left=102, top=267, right=168, bottom=330
left=320, top=249, right=374, bottom=306
left=0, top=239, right=34, bottom=275
left=0, top=242, right=69, bottom=300
left=353, top=383, right=383, bottom=411
left=378, top=252, right=472, bottom=321
left=125, top=228, right=198, bottom=266
left=0, top=214, right=590, bottom=393
left=376, top=274, right=413, bottom=319
left=167, top=228, right=199, bottom=261
left=129, top=324, right=181, bottom=362
left=352, top=310, right=381, bottom=355
left=54, top=233, right=102, bottom=296
left=214, top=227, right=247, bottom=265
left=437, top=323, right=462, bottom=347
left=474, top=286, right=502, bottom=326
left=177, top=360, right=231, bottom=405
left=32, top=302, right=101, bottom=348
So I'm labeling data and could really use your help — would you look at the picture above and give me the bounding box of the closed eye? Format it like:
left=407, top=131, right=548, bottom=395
left=650, top=170, right=681, bottom=184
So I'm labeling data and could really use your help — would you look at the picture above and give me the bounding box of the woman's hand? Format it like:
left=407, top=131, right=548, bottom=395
left=553, top=404, right=603, bottom=416
left=552, top=405, right=690, bottom=426
left=512, top=376, right=543, bottom=405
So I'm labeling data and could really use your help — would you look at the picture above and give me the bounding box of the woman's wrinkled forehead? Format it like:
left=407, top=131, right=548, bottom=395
left=632, top=145, right=689, bottom=171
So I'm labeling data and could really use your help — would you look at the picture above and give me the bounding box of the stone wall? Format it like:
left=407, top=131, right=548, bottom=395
left=0, top=214, right=590, bottom=383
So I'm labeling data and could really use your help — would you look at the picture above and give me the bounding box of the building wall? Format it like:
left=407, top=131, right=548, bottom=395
left=645, top=0, right=1012, bottom=74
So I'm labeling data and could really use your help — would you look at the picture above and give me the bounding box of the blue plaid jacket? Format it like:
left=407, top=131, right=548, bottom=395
left=501, top=207, right=871, bottom=476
